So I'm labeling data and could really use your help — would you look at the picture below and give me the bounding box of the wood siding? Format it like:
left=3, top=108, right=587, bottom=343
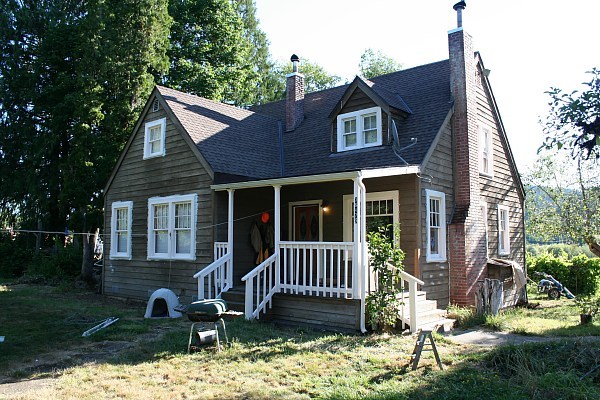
left=476, top=75, right=525, bottom=268
left=420, top=118, right=454, bottom=306
left=104, top=106, right=213, bottom=304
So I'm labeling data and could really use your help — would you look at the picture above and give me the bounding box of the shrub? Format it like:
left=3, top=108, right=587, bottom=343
left=0, top=240, right=34, bottom=277
left=528, top=252, right=600, bottom=296
left=526, top=243, right=594, bottom=258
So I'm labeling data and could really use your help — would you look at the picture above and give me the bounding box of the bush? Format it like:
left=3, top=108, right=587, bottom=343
left=526, top=243, right=594, bottom=258
left=0, top=241, right=34, bottom=277
left=25, top=245, right=82, bottom=279
left=528, top=252, right=600, bottom=296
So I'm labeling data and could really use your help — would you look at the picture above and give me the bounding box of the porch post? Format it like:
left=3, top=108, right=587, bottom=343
left=273, top=185, right=281, bottom=290
left=227, top=189, right=234, bottom=289
left=352, top=178, right=361, bottom=299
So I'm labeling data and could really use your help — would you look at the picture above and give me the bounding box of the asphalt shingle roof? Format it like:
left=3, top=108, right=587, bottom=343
left=157, top=59, right=452, bottom=182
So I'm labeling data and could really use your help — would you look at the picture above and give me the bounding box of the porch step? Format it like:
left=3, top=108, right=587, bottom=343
left=220, top=288, right=246, bottom=313
left=396, top=290, right=455, bottom=333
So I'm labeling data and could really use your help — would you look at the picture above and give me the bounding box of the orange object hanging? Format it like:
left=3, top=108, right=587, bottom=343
left=261, top=212, right=270, bottom=224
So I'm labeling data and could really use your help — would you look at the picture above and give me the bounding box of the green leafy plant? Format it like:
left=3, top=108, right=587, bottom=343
left=365, top=225, right=405, bottom=331
left=575, top=296, right=600, bottom=316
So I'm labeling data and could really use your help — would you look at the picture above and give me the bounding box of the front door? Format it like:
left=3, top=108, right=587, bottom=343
left=291, top=203, right=321, bottom=241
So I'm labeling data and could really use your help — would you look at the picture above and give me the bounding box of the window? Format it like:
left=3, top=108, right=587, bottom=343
left=497, top=205, right=510, bottom=255
left=110, top=201, right=133, bottom=259
left=479, top=125, right=493, bottom=176
left=337, top=107, right=382, bottom=151
left=426, top=190, right=446, bottom=262
left=343, top=191, right=399, bottom=246
left=147, top=194, right=197, bottom=260
left=481, top=203, right=489, bottom=258
left=144, top=118, right=166, bottom=159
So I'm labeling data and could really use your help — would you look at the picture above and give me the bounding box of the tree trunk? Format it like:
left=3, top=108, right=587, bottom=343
left=589, top=240, right=600, bottom=257
left=80, top=229, right=98, bottom=285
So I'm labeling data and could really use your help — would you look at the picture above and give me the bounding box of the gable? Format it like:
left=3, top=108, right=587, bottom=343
left=104, top=92, right=213, bottom=198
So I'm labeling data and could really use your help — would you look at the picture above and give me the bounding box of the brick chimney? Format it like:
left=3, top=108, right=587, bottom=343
left=447, top=1, right=487, bottom=306
left=285, top=54, right=304, bottom=131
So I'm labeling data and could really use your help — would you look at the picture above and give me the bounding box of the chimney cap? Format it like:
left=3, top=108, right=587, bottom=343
left=453, top=1, right=466, bottom=11
left=290, top=54, right=300, bottom=63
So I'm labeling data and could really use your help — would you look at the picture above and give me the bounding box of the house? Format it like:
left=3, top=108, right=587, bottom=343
left=103, top=3, right=525, bottom=332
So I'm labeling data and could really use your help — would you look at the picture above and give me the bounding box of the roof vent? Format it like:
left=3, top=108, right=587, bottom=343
left=152, top=97, right=160, bottom=112
left=453, top=1, right=466, bottom=28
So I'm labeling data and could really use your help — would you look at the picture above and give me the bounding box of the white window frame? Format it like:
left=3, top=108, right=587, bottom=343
left=337, top=106, right=382, bottom=152
left=110, top=201, right=133, bottom=260
left=143, top=118, right=166, bottom=159
left=479, top=124, right=493, bottom=177
left=481, top=203, right=489, bottom=259
left=343, top=190, right=400, bottom=256
left=147, top=194, right=197, bottom=261
left=425, top=189, right=447, bottom=263
left=497, top=204, right=510, bottom=256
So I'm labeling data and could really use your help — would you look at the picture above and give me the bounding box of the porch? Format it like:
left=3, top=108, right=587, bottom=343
left=192, top=168, right=448, bottom=333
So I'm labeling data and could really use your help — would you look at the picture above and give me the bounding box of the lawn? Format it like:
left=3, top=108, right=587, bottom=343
left=1, top=283, right=599, bottom=399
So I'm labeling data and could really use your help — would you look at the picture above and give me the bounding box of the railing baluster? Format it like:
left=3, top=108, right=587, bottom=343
left=294, top=244, right=300, bottom=294
left=336, top=245, right=341, bottom=298
left=302, top=246, right=307, bottom=295
left=329, top=246, right=334, bottom=297
left=309, top=244, right=314, bottom=295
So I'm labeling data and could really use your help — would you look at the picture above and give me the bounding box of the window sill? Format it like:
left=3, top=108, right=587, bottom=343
left=109, top=254, right=131, bottom=260
left=479, top=172, right=494, bottom=179
left=498, top=251, right=510, bottom=256
left=143, top=152, right=166, bottom=160
left=425, top=256, right=447, bottom=263
left=148, top=255, right=196, bottom=261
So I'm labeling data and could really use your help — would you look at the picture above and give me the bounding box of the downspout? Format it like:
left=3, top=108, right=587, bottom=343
left=357, top=174, right=368, bottom=333
left=278, top=121, right=285, bottom=177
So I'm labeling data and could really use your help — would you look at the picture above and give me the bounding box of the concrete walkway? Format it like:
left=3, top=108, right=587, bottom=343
left=444, top=329, right=567, bottom=346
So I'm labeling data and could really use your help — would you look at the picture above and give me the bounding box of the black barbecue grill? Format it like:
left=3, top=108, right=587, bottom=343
left=174, top=299, right=240, bottom=352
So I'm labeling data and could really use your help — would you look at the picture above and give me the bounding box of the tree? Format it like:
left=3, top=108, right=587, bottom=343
left=542, top=68, right=600, bottom=160
left=164, top=0, right=254, bottom=105
left=359, top=48, right=402, bottom=79
left=0, top=0, right=171, bottom=234
left=524, top=152, right=600, bottom=256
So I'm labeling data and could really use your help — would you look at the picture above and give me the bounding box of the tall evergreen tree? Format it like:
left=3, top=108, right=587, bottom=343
left=0, top=0, right=171, bottom=234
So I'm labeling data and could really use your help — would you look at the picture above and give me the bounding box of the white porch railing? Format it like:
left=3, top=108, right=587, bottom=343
left=214, top=241, right=228, bottom=260
left=241, top=253, right=278, bottom=319
left=279, top=241, right=354, bottom=298
left=194, top=242, right=231, bottom=300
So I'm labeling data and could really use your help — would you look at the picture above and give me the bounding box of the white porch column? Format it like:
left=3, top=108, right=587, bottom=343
left=227, top=189, right=234, bottom=289
left=273, top=185, right=281, bottom=291
left=352, top=178, right=361, bottom=299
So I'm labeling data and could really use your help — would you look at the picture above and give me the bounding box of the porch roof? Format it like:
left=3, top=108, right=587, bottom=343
left=210, top=165, right=420, bottom=191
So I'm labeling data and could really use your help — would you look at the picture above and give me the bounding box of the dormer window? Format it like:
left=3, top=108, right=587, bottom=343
left=144, top=118, right=166, bottom=159
left=337, top=106, right=382, bottom=152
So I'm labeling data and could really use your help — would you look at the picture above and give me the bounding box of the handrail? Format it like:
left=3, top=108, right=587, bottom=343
left=396, top=267, right=424, bottom=333
left=193, top=253, right=232, bottom=300
left=241, top=253, right=278, bottom=319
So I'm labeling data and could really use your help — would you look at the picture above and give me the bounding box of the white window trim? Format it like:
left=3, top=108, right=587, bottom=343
left=497, top=204, right=510, bottom=256
left=147, top=194, right=197, bottom=261
left=337, top=106, right=382, bottom=152
left=110, top=201, right=133, bottom=260
left=343, top=190, right=400, bottom=259
left=288, top=200, right=323, bottom=241
left=481, top=202, right=489, bottom=259
left=143, top=118, right=166, bottom=159
left=425, top=189, right=447, bottom=263
left=479, top=124, right=494, bottom=177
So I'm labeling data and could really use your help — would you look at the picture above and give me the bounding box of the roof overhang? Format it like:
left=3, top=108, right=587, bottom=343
left=210, top=165, right=421, bottom=191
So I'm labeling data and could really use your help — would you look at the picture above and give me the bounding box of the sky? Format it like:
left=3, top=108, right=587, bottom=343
left=254, top=0, right=599, bottom=172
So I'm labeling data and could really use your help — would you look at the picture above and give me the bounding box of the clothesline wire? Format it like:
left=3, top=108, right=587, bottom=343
left=0, top=208, right=275, bottom=238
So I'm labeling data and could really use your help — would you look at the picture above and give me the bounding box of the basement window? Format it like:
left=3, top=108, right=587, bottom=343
left=143, top=118, right=166, bottom=159
left=337, top=107, right=382, bottom=151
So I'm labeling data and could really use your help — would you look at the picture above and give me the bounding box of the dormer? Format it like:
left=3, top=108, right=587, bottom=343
left=329, top=76, right=412, bottom=153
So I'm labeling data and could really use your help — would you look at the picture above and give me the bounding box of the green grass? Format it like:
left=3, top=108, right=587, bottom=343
left=1, top=283, right=599, bottom=399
